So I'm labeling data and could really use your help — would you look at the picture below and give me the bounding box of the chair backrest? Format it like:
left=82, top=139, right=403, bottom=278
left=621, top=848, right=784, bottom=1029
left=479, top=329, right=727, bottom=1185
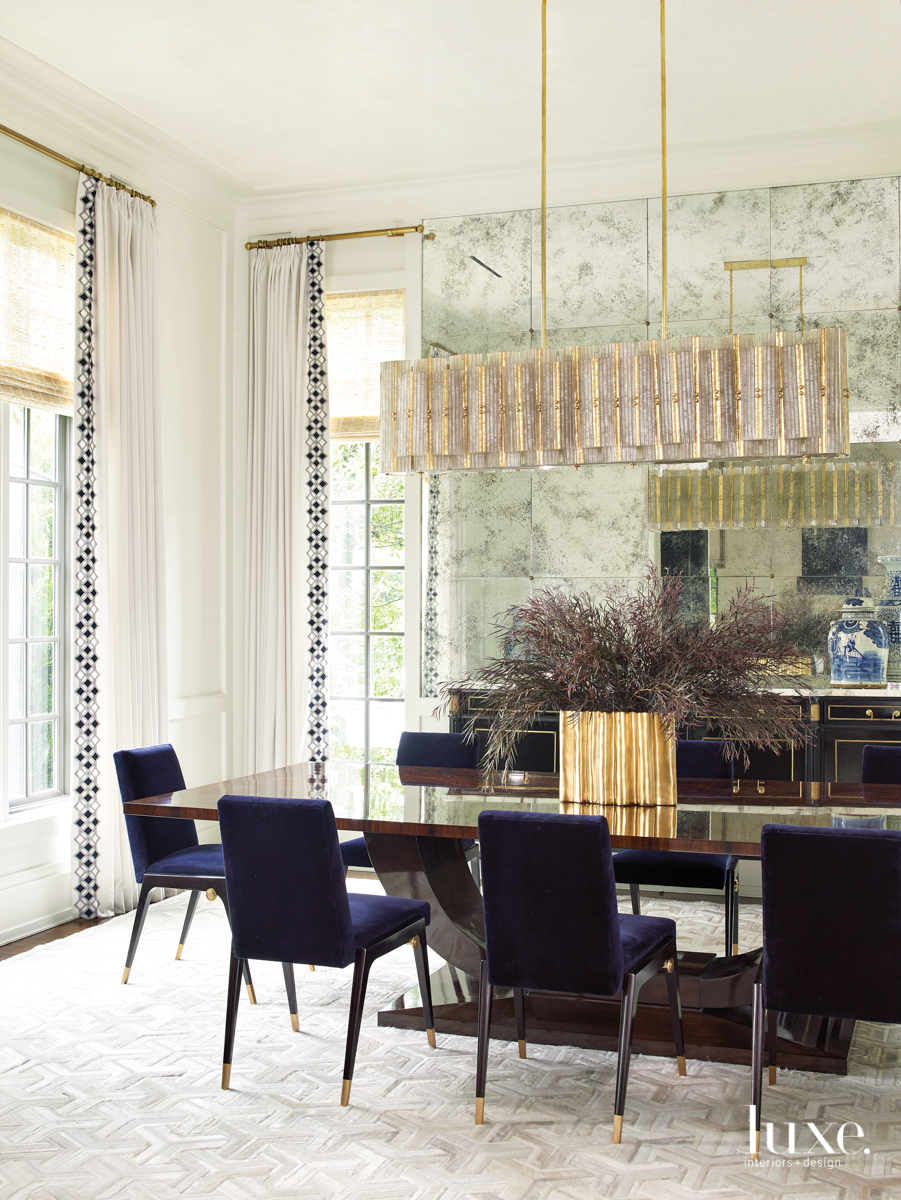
left=113, top=744, right=195, bottom=881
left=219, top=795, right=356, bottom=968
left=396, top=731, right=479, bottom=769
left=478, top=810, right=623, bottom=996
left=761, top=823, right=901, bottom=1023
left=676, top=738, right=734, bottom=780
left=861, top=744, right=901, bottom=785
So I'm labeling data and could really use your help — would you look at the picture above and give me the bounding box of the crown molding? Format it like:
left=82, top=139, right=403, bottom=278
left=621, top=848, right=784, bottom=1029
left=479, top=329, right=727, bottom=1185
left=0, top=36, right=249, bottom=228
left=238, top=116, right=901, bottom=233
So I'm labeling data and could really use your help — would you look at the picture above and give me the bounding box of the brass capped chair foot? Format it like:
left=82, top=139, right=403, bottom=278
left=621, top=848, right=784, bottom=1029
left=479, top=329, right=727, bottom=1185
left=206, top=888, right=217, bottom=901
left=427, top=1027, right=436, bottom=1048
left=769, top=1065, right=777, bottom=1085
left=677, top=1055, right=686, bottom=1076
left=664, top=958, right=674, bottom=973
left=732, top=943, right=739, bottom=955
left=612, top=1114, right=623, bottom=1144
left=475, top=1097, right=484, bottom=1125
left=175, top=944, right=184, bottom=961
left=120, top=967, right=131, bottom=985
left=308, top=964, right=315, bottom=971
left=246, top=983, right=257, bottom=1004
left=518, top=1039, right=527, bottom=1059
left=340, top=1079, right=352, bottom=1107
left=291, top=1014, right=299, bottom=1033
left=751, top=1130, right=760, bottom=1159
left=221, top=1064, right=231, bottom=1090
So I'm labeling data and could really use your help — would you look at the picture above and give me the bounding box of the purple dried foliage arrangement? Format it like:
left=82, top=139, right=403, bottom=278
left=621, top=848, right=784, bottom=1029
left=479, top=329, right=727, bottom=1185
left=439, top=571, right=811, bottom=775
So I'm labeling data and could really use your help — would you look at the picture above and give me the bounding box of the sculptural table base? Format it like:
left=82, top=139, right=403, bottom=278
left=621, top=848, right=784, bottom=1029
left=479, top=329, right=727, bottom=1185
left=363, top=832, right=853, bottom=1075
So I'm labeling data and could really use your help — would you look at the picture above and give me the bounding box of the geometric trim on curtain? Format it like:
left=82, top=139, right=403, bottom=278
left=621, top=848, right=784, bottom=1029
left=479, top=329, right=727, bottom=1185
left=73, top=176, right=100, bottom=917
left=306, top=241, right=329, bottom=761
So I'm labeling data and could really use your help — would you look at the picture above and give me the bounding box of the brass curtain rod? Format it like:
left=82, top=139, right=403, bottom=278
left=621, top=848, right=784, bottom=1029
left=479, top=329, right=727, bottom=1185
left=0, top=120, right=156, bottom=207
left=245, top=225, right=424, bottom=250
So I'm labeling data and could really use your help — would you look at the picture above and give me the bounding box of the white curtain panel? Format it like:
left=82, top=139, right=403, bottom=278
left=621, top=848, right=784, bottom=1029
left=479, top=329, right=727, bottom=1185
left=73, top=176, right=168, bottom=917
left=244, top=242, right=329, bottom=773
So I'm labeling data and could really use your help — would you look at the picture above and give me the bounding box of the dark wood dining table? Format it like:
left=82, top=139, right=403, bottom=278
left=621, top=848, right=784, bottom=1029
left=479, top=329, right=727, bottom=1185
left=125, top=761, right=901, bottom=1075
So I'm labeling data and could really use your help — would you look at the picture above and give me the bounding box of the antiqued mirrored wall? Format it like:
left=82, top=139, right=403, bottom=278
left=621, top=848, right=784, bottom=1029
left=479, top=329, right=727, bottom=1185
left=419, top=178, right=901, bottom=693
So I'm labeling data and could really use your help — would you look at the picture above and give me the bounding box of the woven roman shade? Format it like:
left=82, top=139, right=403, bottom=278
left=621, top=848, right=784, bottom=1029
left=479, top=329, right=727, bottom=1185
left=326, top=289, right=405, bottom=441
left=0, top=207, right=75, bottom=414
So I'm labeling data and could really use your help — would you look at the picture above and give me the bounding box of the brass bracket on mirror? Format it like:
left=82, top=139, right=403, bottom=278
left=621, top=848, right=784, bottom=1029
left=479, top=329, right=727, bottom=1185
left=724, top=257, right=808, bottom=335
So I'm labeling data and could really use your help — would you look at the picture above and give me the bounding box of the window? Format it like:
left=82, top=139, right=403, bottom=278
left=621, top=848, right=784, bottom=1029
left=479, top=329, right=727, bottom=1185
left=0, top=208, right=74, bottom=810
left=326, top=290, right=405, bottom=813
left=7, top=406, right=67, bottom=803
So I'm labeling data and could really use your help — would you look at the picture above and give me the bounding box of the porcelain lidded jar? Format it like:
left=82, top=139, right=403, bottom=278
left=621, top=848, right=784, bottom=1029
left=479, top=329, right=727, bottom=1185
left=876, top=556, right=901, bottom=682
left=828, top=595, right=889, bottom=688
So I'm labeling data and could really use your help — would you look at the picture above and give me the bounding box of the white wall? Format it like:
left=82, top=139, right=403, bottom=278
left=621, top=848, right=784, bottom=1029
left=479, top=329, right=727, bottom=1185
left=0, top=50, right=242, bottom=942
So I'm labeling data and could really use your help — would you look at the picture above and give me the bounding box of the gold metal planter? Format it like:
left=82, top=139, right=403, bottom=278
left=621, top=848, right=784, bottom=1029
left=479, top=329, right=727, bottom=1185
left=559, top=712, right=676, bottom=807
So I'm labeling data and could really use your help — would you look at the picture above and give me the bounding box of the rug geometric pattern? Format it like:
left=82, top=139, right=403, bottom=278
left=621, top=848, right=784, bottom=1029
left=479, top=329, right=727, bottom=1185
left=0, top=890, right=899, bottom=1199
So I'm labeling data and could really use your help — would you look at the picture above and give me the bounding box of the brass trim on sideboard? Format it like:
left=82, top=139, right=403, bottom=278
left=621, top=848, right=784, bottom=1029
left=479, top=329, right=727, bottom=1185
left=834, top=738, right=901, bottom=780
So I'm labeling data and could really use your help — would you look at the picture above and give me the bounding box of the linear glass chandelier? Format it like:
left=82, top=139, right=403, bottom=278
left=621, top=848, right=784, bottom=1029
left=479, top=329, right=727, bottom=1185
left=379, top=1, right=850, bottom=474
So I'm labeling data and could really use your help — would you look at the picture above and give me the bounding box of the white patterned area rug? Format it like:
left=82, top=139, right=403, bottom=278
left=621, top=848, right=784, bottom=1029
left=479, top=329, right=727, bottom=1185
left=0, top=888, right=899, bottom=1200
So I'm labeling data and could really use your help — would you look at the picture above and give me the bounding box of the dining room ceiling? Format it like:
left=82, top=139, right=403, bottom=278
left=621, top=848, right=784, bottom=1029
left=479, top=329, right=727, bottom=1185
left=0, top=0, right=899, bottom=196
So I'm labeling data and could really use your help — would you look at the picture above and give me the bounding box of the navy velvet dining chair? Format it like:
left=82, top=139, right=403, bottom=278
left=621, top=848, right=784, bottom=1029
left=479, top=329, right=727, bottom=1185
left=399, top=732, right=482, bottom=882
left=218, top=795, right=436, bottom=1103
left=475, top=810, right=686, bottom=1142
left=113, top=744, right=263, bottom=999
left=613, top=739, right=739, bottom=957
left=750, top=824, right=901, bottom=1158
left=115, top=744, right=370, bottom=1013
left=340, top=732, right=482, bottom=880
left=861, top=743, right=901, bottom=785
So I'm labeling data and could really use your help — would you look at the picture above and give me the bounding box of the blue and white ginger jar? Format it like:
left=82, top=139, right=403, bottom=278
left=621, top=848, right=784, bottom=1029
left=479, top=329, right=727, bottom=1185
left=828, top=596, right=889, bottom=688
left=876, top=555, right=901, bottom=682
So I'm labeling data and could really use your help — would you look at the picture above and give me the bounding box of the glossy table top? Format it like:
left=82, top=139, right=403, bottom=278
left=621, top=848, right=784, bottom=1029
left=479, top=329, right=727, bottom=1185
left=121, top=761, right=901, bottom=859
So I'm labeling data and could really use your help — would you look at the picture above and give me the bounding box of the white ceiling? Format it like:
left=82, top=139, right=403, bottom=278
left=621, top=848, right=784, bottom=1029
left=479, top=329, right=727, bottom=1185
left=1, top=0, right=900, bottom=197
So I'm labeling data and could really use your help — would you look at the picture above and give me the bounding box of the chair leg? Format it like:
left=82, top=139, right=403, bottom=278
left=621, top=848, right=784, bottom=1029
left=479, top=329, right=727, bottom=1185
left=241, top=960, right=257, bottom=1004
left=663, top=952, right=686, bottom=1076
left=612, top=972, right=638, bottom=1144
left=724, top=868, right=735, bottom=958
left=220, top=891, right=258, bottom=1003
left=175, top=890, right=201, bottom=961
left=629, top=883, right=641, bottom=915
left=341, top=947, right=373, bottom=1106
left=411, top=932, right=436, bottom=1048
left=469, top=849, right=481, bottom=888
left=121, top=878, right=154, bottom=983
left=221, top=944, right=244, bottom=1089
left=475, top=957, right=493, bottom=1125
left=732, top=873, right=740, bottom=956
left=283, top=962, right=299, bottom=1032
left=750, top=980, right=764, bottom=1158
left=767, top=1007, right=778, bottom=1085
left=513, top=987, right=527, bottom=1058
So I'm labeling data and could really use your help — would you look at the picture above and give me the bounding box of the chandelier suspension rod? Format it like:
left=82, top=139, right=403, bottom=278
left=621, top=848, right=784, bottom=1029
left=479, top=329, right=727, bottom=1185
left=660, top=0, right=668, bottom=340
left=541, top=0, right=547, bottom=349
